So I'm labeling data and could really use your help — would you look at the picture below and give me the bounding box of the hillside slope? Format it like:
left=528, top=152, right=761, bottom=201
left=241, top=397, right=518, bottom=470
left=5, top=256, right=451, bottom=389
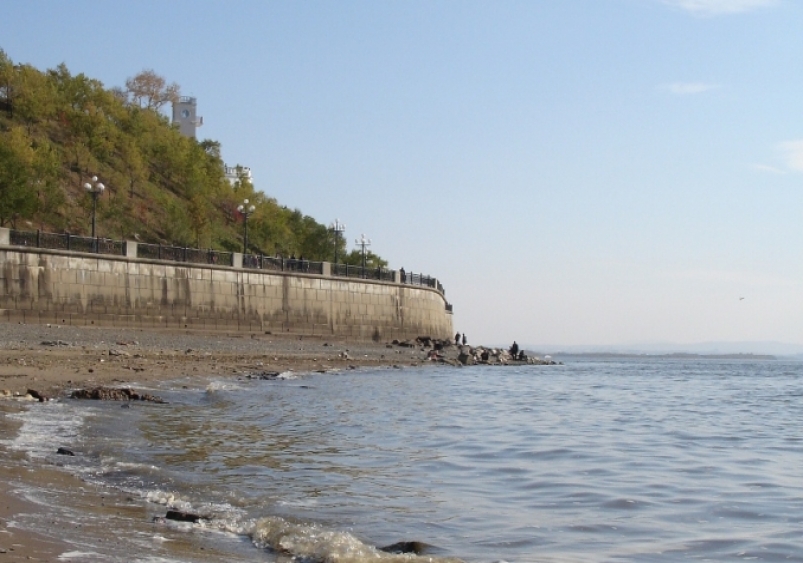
left=0, top=51, right=384, bottom=265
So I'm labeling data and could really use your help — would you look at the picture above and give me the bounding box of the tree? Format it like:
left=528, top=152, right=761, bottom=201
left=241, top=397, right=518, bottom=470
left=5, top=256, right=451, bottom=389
left=199, top=139, right=221, bottom=159
left=117, top=137, right=147, bottom=198
left=161, top=196, right=192, bottom=245
left=187, top=192, right=211, bottom=247
left=125, top=69, right=179, bottom=111
left=0, top=128, right=38, bottom=226
left=31, top=139, right=65, bottom=229
left=13, top=63, right=56, bottom=133
left=0, top=49, right=15, bottom=117
left=343, top=249, right=388, bottom=269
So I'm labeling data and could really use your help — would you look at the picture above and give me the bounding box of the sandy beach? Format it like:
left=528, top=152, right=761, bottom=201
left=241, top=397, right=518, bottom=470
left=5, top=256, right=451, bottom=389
left=0, top=322, right=443, bottom=562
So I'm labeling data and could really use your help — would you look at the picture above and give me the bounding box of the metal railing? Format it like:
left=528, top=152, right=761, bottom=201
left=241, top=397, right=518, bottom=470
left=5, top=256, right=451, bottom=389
left=3, top=229, right=446, bottom=296
left=332, top=263, right=395, bottom=281
left=137, top=243, right=233, bottom=266
left=9, top=230, right=125, bottom=256
left=400, top=271, right=441, bottom=291
left=242, top=254, right=324, bottom=275
left=282, top=258, right=324, bottom=275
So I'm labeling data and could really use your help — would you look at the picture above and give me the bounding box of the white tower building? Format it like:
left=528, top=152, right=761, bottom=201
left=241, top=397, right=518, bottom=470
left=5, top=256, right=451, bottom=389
left=172, top=96, right=203, bottom=138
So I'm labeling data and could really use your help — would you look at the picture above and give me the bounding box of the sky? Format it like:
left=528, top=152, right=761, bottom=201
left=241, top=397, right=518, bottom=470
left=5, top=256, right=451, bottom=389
left=2, top=0, right=802, bottom=351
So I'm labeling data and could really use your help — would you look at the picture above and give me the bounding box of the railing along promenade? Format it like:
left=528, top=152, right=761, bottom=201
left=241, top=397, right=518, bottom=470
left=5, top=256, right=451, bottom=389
left=3, top=229, right=450, bottom=308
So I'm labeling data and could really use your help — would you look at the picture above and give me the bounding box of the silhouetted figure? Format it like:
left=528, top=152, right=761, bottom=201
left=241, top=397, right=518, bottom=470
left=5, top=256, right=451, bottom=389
left=399, top=267, right=406, bottom=283
left=455, top=332, right=461, bottom=345
left=510, top=341, right=519, bottom=358
left=462, top=333, right=467, bottom=346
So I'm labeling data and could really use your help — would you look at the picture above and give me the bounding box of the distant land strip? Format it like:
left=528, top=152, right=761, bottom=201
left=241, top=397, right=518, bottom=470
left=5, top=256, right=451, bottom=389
left=557, top=353, right=777, bottom=361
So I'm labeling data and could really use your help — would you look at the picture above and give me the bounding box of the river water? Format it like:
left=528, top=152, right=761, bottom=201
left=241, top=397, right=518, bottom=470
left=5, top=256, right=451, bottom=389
left=5, top=358, right=803, bottom=562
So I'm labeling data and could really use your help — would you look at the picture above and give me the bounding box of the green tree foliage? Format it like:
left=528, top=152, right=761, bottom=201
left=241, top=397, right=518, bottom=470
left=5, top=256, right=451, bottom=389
left=342, top=249, right=388, bottom=269
left=0, top=127, right=38, bottom=226
left=0, top=52, right=387, bottom=264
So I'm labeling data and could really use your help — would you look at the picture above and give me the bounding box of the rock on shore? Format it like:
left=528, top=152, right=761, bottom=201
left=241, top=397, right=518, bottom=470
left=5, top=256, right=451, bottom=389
left=391, top=336, right=560, bottom=367
left=70, top=387, right=165, bottom=403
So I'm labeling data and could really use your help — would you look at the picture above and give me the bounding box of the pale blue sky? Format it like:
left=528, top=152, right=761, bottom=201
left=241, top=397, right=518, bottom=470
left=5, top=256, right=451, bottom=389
left=3, top=0, right=802, bottom=349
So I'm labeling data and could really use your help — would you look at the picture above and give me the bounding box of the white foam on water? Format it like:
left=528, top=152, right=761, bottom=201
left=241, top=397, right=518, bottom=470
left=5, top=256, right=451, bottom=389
left=3, top=401, right=86, bottom=459
left=248, top=515, right=463, bottom=563
left=143, top=489, right=248, bottom=528
left=277, top=497, right=320, bottom=508
left=108, top=460, right=160, bottom=471
left=276, top=371, right=296, bottom=379
left=205, top=380, right=243, bottom=393
left=146, top=490, right=192, bottom=512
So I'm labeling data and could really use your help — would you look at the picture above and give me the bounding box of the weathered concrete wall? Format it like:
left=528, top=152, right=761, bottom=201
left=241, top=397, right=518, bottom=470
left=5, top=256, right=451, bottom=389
left=0, top=247, right=453, bottom=341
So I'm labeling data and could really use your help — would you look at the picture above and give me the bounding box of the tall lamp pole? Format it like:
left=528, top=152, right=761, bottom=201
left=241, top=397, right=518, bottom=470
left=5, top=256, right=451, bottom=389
left=83, top=176, right=105, bottom=238
left=237, top=199, right=256, bottom=254
left=329, top=218, right=346, bottom=264
left=356, top=233, right=371, bottom=278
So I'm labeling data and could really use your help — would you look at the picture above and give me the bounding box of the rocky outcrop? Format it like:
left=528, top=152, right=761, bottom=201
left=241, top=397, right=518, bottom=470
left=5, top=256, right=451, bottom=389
left=462, top=345, right=559, bottom=365
left=164, top=510, right=204, bottom=523
left=70, top=387, right=165, bottom=403
left=386, top=338, right=560, bottom=367
left=26, top=389, right=50, bottom=402
left=245, top=371, right=295, bottom=380
left=380, top=541, right=432, bottom=555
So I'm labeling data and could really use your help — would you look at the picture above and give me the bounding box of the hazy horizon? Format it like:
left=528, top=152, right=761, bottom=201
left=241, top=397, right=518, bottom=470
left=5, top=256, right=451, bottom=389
left=523, top=340, right=803, bottom=357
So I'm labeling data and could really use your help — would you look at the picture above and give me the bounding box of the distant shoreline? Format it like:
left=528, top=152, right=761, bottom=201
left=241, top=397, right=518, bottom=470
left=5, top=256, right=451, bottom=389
left=554, top=352, right=778, bottom=361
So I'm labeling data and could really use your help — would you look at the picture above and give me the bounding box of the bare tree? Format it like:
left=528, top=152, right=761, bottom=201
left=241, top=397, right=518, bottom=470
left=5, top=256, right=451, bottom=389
left=124, top=69, right=180, bottom=111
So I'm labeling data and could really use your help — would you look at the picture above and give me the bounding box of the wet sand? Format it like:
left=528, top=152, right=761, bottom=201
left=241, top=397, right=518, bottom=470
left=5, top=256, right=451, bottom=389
left=0, top=323, right=442, bottom=561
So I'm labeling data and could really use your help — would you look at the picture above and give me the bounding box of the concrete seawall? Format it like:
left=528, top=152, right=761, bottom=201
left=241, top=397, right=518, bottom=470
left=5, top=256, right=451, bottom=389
left=0, top=241, right=453, bottom=341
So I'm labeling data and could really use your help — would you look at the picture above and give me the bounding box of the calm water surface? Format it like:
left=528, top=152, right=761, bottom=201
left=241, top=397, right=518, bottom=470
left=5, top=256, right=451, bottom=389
left=8, top=359, right=803, bottom=562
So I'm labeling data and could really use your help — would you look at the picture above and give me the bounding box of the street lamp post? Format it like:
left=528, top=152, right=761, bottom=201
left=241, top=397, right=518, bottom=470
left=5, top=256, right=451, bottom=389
left=237, top=199, right=256, bottom=254
left=329, top=218, right=346, bottom=264
left=83, top=176, right=105, bottom=239
left=355, top=233, right=371, bottom=278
